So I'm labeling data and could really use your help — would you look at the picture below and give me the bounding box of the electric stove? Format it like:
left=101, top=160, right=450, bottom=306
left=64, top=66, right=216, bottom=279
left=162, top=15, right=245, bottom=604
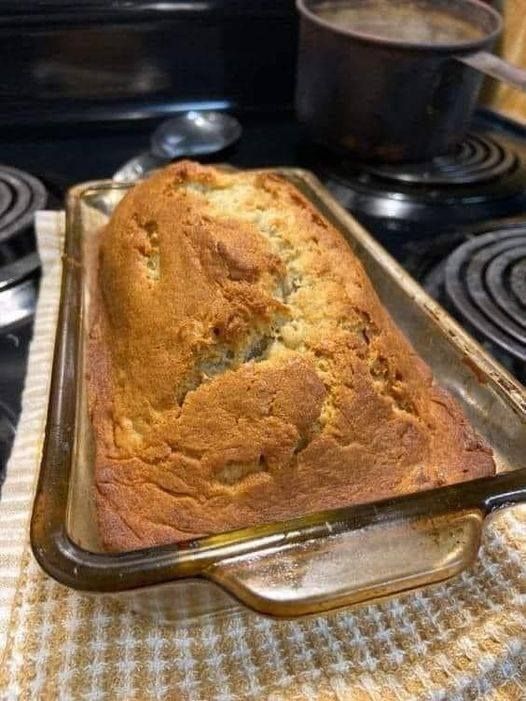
left=1, top=109, right=525, bottom=485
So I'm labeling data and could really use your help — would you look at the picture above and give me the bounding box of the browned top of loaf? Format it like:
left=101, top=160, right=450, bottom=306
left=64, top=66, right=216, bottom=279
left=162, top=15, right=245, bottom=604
left=89, top=161, right=494, bottom=551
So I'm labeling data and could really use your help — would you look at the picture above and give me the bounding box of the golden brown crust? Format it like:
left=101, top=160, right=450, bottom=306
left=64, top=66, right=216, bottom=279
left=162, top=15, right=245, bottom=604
left=87, top=161, right=495, bottom=551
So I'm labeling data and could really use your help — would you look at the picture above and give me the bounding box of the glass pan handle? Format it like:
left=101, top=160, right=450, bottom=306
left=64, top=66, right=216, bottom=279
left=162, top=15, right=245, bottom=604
left=206, top=509, right=483, bottom=617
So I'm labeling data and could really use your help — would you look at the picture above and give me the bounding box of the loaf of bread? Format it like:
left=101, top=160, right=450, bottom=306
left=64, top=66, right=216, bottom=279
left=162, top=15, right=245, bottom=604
left=88, top=161, right=494, bottom=551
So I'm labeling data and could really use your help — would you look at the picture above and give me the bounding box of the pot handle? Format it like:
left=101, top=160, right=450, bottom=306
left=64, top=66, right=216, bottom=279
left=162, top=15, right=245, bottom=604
left=457, top=51, right=526, bottom=91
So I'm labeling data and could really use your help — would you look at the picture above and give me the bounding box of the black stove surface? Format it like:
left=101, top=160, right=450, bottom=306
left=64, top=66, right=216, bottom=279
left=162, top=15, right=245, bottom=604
left=1, top=109, right=526, bottom=483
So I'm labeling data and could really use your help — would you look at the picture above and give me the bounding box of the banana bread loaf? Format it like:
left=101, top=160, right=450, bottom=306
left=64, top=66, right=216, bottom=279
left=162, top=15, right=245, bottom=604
left=88, top=161, right=494, bottom=551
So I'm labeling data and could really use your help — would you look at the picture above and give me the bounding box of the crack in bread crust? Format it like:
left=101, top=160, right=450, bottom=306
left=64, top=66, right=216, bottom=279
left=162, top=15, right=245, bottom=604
left=89, top=161, right=495, bottom=551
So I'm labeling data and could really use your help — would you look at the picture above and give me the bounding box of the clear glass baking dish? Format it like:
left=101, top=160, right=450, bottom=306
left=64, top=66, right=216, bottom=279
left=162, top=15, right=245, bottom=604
left=30, top=168, right=526, bottom=624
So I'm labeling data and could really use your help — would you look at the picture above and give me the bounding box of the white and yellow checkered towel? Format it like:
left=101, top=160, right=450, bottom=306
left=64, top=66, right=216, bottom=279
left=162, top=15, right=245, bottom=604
left=1, top=212, right=525, bottom=700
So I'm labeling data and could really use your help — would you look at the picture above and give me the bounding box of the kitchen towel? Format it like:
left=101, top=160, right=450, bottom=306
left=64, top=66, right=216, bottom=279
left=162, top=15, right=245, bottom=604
left=1, top=211, right=525, bottom=701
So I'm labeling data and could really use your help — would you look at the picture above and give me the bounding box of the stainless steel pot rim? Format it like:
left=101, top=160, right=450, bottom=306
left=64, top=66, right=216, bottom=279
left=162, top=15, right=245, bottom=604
left=296, top=0, right=502, bottom=53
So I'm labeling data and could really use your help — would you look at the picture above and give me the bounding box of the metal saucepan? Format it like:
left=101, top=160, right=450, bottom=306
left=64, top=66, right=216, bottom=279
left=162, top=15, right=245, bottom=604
left=296, top=0, right=526, bottom=162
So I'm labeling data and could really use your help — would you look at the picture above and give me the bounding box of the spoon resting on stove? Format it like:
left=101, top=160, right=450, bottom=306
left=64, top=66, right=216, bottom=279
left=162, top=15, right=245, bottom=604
left=113, top=111, right=242, bottom=183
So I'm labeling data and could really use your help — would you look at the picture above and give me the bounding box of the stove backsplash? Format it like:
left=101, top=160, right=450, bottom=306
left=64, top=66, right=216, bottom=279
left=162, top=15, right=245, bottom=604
left=0, top=0, right=298, bottom=126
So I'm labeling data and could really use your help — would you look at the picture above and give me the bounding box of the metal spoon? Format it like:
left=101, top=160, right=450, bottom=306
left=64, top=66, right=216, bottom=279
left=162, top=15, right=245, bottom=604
left=113, top=111, right=242, bottom=183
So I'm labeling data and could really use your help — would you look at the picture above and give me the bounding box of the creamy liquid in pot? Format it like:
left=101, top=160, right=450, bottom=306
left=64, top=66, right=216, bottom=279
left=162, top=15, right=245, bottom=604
left=315, top=1, right=486, bottom=45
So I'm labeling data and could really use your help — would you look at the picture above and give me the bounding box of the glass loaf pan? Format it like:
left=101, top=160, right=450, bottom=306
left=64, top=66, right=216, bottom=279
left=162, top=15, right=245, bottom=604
left=31, top=168, right=526, bottom=624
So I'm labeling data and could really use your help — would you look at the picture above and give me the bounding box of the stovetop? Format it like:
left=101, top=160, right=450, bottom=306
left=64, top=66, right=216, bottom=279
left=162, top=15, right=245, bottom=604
left=1, top=109, right=526, bottom=484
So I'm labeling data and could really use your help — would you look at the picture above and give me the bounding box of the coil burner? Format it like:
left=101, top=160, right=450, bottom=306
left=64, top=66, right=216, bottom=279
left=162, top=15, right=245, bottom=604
left=444, top=228, right=526, bottom=366
left=0, top=165, right=47, bottom=243
left=364, top=133, right=518, bottom=186
left=0, top=166, right=47, bottom=331
left=316, top=132, right=526, bottom=227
